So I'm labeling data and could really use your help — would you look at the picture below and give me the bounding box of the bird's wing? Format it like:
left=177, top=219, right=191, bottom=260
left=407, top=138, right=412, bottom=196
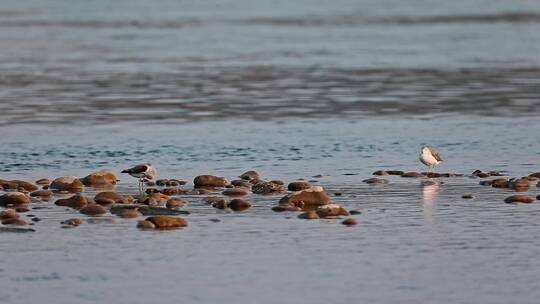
left=429, top=148, right=443, bottom=161
left=121, top=164, right=148, bottom=174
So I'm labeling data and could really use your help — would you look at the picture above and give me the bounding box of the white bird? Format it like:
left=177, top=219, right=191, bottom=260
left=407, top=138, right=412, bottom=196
left=419, top=146, right=442, bottom=171
left=121, top=163, right=157, bottom=191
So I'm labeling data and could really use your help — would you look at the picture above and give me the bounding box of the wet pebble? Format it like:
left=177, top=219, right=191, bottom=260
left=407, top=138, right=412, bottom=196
left=229, top=199, right=252, bottom=211
left=504, top=195, right=533, bottom=204
left=0, top=209, right=19, bottom=220
left=0, top=192, right=31, bottom=207
left=116, top=208, right=142, bottom=218
left=50, top=176, right=84, bottom=192
left=342, top=218, right=358, bottom=226
left=137, top=220, right=156, bottom=230
left=362, top=178, right=389, bottom=185
left=61, top=218, right=83, bottom=227
left=35, top=178, right=50, bottom=185
left=95, top=191, right=129, bottom=205
left=239, top=170, right=260, bottom=181
left=252, top=181, right=285, bottom=194
left=2, top=218, right=28, bottom=226
left=231, top=180, right=252, bottom=188
left=194, top=175, right=228, bottom=188
left=166, top=198, right=187, bottom=209
left=80, top=170, right=117, bottom=187
left=145, top=216, right=187, bottom=230
left=462, top=193, right=473, bottom=199
left=349, top=209, right=362, bottom=215
left=287, top=181, right=311, bottom=191
left=372, top=170, right=388, bottom=176
left=30, top=190, right=53, bottom=198
left=55, top=194, right=88, bottom=209
left=278, top=186, right=332, bottom=209
left=79, top=204, right=107, bottom=216
left=316, top=204, right=349, bottom=218
left=222, top=187, right=249, bottom=197
left=491, top=178, right=510, bottom=188
left=401, top=172, right=424, bottom=178
left=271, top=205, right=302, bottom=212
left=160, top=188, right=179, bottom=196
left=298, top=210, right=319, bottom=220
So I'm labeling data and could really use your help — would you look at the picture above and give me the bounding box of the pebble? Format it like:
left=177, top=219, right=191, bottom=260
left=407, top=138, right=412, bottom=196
left=342, top=218, right=358, bottom=226
left=194, top=175, right=228, bottom=188
left=50, top=176, right=84, bottom=192
left=116, top=208, right=142, bottom=218
left=209, top=218, right=221, bottom=222
left=30, top=190, right=53, bottom=198
left=491, top=178, right=509, bottom=188
left=94, top=191, right=129, bottom=205
left=272, top=205, right=302, bottom=212
left=362, top=178, right=389, bottom=184
left=349, top=209, right=362, bottom=215
left=298, top=210, right=319, bottom=219
left=231, top=180, right=252, bottom=188
left=160, top=188, right=179, bottom=196
left=203, top=196, right=229, bottom=205
left=31, top=217, right=41, bottom=222
left=504, top=195, right=534, bottom=204
left=8, top=180, right=39, bottom=191
left=239, top=170, right=260, bottom=181
left=401, top=172, right=424, bottom=178
left=137, top=220, right=156, bottom=230
left=510, top=178, right=529, bottom=191
left=252, top=181, right=285, bottom=194
left=316, top=204, right=349, bottom=218
left=156, top=179, right=169, bottom=186
left=2, top=218, right=28, bottom=226
left=145, top=216, right=188, bottom=230
left=79, top=204, right=107, bottom=216
left=0, top=209, right=19, bottom=220
left=166, top=198, right=187, bottom=209
left=222, top=187, right=249, bottom=197
left=0, top=192, right=31, bottom=207
left=35, top=178, right=50, bottom=185
left=54, top=194, right=88, bottom=209
left=278, top=186, right=332, bottom=209
left=80, top=170, right=117, bottom=187
left=372, top=170, right=389, bottom=176
left=61, top=218, right=83, bottom=227
left=229, top=199, right=252, bottom=211
left=287, top=181, right=311, bottom=191
left=462, top=193, right=473, bottom=199
left=386, top=170, right=405, bottom=175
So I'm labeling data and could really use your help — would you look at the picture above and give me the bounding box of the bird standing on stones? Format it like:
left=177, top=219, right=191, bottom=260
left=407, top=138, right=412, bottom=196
left=419, top=147, right=442, bottom=172
left=121, top=163, right=157, bottom=191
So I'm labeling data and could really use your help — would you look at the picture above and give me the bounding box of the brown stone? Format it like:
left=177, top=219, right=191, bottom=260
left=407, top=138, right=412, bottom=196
left=145, top=216, right=187, bottom=230
left=50, top=176, right=84, bottom=192
left=203, top=196, right=229, bottom=205
left=160, top=188, right=179, bottom=196
left=362, top=178, right=389, bottom=185
left=529, top=172, right=540, bottom=179
left=349, top=209, right=362, bottom=215
left=194, top=175, right=228, bottom=188
left=272, top=205, right=302, bottom=212
left=61, top=218, right=83, bottom=227
left=342, top=218, right=358, bottom=226
left=278, top=186, right=332, bottom=209
left=211, top=200, right=229, bottom=209
left=510, top=178, right=529, bottom=191
left=0, top=209, right=19, bottom=220
left=137, top=220, right=156, bottom=230
left=298, top=210, right=319, bottom=219
left=156, top=179, right=169, bottom=186
left=0, top=192, right=31, bottom=207
left=229, top=199, right=251, bottom=211
left=252, top=181, right=285, bottom=194
left=401, top=172, right=424, bottom=178
left=55, top=194, right=88, bottom=209
left=316, top=204, right=349, bottom=218
left=80, top=171, right=117, bottom=187
left=80, top=204, right=107, bottom=216
left=116, top=208, right=142, bottom=218
left=9, top=180, right=38, bottom=191
left=188, top=188, right=213, bottom=195
left=168, top=179, right=187, bottom=186
left=386, top=170, right=405, bottom=175
left=94, top=192, right=129, bottom=205
left=222, top=187, right=249, bottom=197
left=231, top=180, right=252, bottom=188
left=504, top=195, right=533, bottom=204
left=30, top=190, right=53, bottom=198
left=372, top=170, right=388, bottom=176
left=239, top=170, right=260, bottom=181
left=166, top=198, right=187, bottom=209
left=479, top=180, right=493, bottom=186
left=35, top=178, right=50, bottom=185
left=287, top=181, right=311, bottom=191
left=2, top=218, right=28, bottom=226
left=491, top=178, right=509, bottom=188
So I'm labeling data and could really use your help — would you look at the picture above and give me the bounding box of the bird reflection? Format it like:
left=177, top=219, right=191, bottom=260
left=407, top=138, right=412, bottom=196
left=421, top=180, right=440, bottom=223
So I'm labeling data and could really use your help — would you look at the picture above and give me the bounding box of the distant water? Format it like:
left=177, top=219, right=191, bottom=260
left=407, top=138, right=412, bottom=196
left=1, top=1, right=540, bottom=304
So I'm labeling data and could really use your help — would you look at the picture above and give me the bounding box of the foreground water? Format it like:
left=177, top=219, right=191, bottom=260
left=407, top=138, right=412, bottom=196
left=2, top=0, right=540, bottom=303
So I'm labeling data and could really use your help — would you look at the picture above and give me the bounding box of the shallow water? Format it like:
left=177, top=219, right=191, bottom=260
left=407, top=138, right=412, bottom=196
left=1, top=0, right=540, bottom=303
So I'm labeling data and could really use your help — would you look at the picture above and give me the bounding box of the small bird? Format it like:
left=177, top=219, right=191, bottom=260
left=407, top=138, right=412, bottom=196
left=121, top=163, right=157, bottom=191
left=419, top=146, right=442, bottom=171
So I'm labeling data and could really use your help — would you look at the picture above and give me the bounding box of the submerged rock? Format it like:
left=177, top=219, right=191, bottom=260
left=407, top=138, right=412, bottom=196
left=349, top=209, right=362, bottom=215
left=0, top=192, right=31, bottom=207
left=8, top=180, right=38, bottom=192
left=491, top=178, right=509, bottom=188
left=252, top=181, right=285, bottom=195
left=272, top=205, right=302, bottom=212
left=145, top=216, right=187, bottom=230
left=229, top=199, right=251, bottom=211
left=222, top=187, right=249, bottom=197
left=50, top=176, right=84, bottom=192
left=342, top=218, right=358, bottom=226
left=278, top=186, right=332, bottom=209
left=80, top=171, right=117, bottom=187
left=231, top=180, right=252, bottom=188
left=79, top=204, right=107, bottom=216
left=160, top=188, right=179, bottom=196
left=401, top=172, right=424, bottom=178
left=137, top=220, right=156, bottom=230
left=2, top=218, right=28, bottom=226
left=316, top=204, right=349, bottom=218
left=30, top=190, right=53, bottom=198
left=61, top=218, right=83, bottom=227
left=0, top=227, right=35, bottom=233
left=298, top=210, right=319, bottom=219
left=504, top=195, right=533, bottom=204
left=94, top=192, right=129, bottom=205
left=0, top=209, right=19, bottom=220
left=372, top=170, right=388, bottom=176
left=203, top=196, right=229, bottom=205
left=462, top=193, right=473, bottom=199
left=239, top=170, right=260, bottom=181
left=194, top=175, right=228, bottom=188
left=509, top=178, right=529, bottom=191
left=287, top=181, right=311, bottom=191
left=362, top=178, right=389, bottom=185
left=116, top=208, right=142, bottom=218
left=55, top=194, right=88, bottom=209
left=166, top=198, right=187, bottom=209
left=386, top=170, right=405, bottom=176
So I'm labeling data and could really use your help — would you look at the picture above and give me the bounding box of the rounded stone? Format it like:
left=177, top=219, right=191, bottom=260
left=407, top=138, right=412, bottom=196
left=116, top=209, right=142, bottom=218
left=229, top=199, right=251, bottom=211
left=316, top=204, right=349, bottom=218
left=298, top=210, right=319, bottom=219
left=30, top=190, right=53, bottom=198
left=222, top=187, right=249, bottom=197
left=491, top=178, right=509, bottom=188
left=349, top=209, right=362, bottom=215
left=166, top=198, right=187, bottom=209
left=203, top=196, right=228, bottom=205
left=35, top=178, right=50, bottom=185
left=160, top=188, right=179, bottom=196
left=194, top=175, right=228, bottom=188
left=401, top=172, right=424, bottom=178
left=362, top=178, right=389, bottom=185
left=342, top=218, right=358, bottom=226
left=50, top=176, right=84, bottom=192
left=55, top=194, right=88, bottom=209
left=231, top=180, right=252, bottom=188
left=504, top=195, right=533, bottom=204
left=272, top=205, right=302, bottom=212
left=80, top=171, right=117, bottom=187
left=2, top=218, right=28, bottom=226
left=9, top=180, right=38, bottom=192
left=94, top=192, right=129, bottom=205
left=0, top=209, right=19, bottom=220
left=0, top=192, right=31, bottom=207
left=239, top=170, right=260, bottom=181
left=137, top=220, right=156, bottom=230
left=61, top=218, right=83, bottom=227
left=145, top=216, right=187, bottom=230
left=278, top=186, right=332, bottom=209
left=80, top=204, right=107, bottom=216
left=287, top=181, right=311, bottom=191
left=372, top=170, right=388, bottom=176
left=462, top=193, right=473, bottom=199
left=252, top=181, right=285, bottom=194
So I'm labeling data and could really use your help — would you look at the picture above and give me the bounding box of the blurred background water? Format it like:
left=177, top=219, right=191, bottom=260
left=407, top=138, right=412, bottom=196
left=1, top=1, right=540, bottom=303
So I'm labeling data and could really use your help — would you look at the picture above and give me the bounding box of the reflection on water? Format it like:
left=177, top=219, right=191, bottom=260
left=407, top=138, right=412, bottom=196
left=421, top=180, right=440, bottom=223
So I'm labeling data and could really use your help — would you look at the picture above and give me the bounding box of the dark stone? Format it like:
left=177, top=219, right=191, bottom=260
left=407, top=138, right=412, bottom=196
left=194, top=175, right=228, bottom=188
left=287, top=181, right=311, bottom=191
left=252, top=181, right=285, bottom=195
left=372, top=170, right=388, bottom=176
left=239, top=170, right=260, bottom=181
left=401, top=172, right=424, bottom=178
left=229, top=199, right=251, bottom=211
left=362, top=178, right=389, bottom=184
left=504, top=195, right=533, bottom=204
left=342, top=218, right=358, bottom=226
